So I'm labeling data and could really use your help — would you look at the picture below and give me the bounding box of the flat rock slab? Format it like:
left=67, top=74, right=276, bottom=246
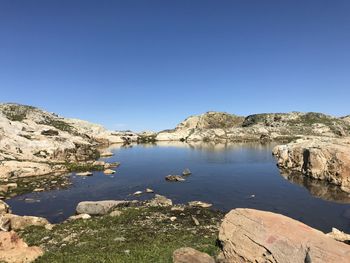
left=76, top=200, right=130, bottom=215
left=173, top=247, right=215, bottom=263
left=0, top=231, right=43, bottom=263
left=219, top=208, right=350, bottom=263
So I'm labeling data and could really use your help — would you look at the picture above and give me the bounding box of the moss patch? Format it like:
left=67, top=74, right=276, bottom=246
left=0, top=104, right=35, bottom=122
left=19, top=206, right=223, bottom=263
left=65, top=163, right=104, bottom=173
left=0, top=174, right=71, bottom=199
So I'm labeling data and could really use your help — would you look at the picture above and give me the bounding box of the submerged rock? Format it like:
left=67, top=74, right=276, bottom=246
left=0, top=231, right=43, bottom=263
left=76, top=200, right=130, bottom=215
left=104, top=169, right=116, bottom=175
left=100, top=151, right=114, bottom=157
left=165, top=175, right=185, bottom=182
left=218, top=208, right=350, bottom=263
left=188, top=201, right=212, bottom=208
left=76, top=171, right=93, bottom=176
left=182, top=168, right=192, bottom=176
left=173, top=247, right=215, bottom=263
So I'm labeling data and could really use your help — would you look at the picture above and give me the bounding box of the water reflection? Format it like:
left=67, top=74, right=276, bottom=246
left=279, top=170, right=350, bottom=203
left=6, top=141, right=350, bottom=232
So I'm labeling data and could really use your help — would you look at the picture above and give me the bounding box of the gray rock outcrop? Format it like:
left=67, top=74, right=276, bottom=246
left=76, top=200, right=131, bottom=215
left=156, top=111, right=350, bottom=142
left=0, top=103, right=136, bottom=179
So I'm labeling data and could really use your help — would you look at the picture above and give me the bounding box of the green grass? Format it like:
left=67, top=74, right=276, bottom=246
left=0, top=104, right=35, bottom=121
left=19, top=206, right=223, bottom=263
left=39, top=119, right=76, bottom=134
left=65, top=162, right=104, bottom=172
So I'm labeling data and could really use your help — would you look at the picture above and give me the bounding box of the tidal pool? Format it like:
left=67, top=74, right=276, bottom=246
left=7, top=141, right=350, bottom=233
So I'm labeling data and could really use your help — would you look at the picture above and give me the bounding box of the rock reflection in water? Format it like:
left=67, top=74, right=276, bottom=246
left=279, top=170, right=350, bottom=203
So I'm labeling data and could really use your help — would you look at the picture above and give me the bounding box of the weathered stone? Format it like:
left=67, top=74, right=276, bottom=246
left=109, top=210, right=122, bottom=217
left=148, top=194, right=173, bottom=207
left=145, top=188, right=154, bottom=193
left=76, top=171, right=93, bottom=176
left=0, top=200, right=10, bottom=214
left=0, top=231, right=44, bottom=263
left=104, top=162, right=120, bottom=168
left=273, top=138, right=350, bottom=191
left=218, top=208, right=350, bottom=263
left=33, top=188, right=45, bottom=192
left=0, top=184, right=9, bottom=193
left=191, top=216, right=200, bottom=226
left=6, top=183, right=18, bottom=189
left=173, top=247, right=215, bottom=263
left=188, top=201, right=212, bottom=208
left=68, top=213, right=91, bottom=221
left=327, top=227, right=350, bottom=243
left=171, top=205, right=185, bottom=212
left=4, top=214, right=50, bottom=230
left=104, top=169, right=116, bottom=175
left=76, top=200, right=130, bottom=215
left=0, top=215, right=11, bottom=231
left=100, top=151, right=114, bottom=157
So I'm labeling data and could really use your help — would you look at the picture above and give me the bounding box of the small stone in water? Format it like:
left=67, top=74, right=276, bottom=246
left=133, top=191, right=143, bottom=196
left=182, top=168, right=192, bottom=176
left=145, top=188, right=154, bottom=193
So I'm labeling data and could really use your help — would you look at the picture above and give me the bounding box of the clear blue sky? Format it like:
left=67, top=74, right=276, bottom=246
left=1, top=1, right=349, bottom=131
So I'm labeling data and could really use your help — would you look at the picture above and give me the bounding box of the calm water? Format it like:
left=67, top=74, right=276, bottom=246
left=7, top=141, right=350, bottom=233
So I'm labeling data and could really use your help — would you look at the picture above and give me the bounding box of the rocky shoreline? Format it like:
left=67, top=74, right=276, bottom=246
left=273, top=137, right=350, bottom=193
left=1, top=195, right=350, bottom=262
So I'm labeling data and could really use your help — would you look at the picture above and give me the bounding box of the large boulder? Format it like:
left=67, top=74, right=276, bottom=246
left=173, top=247, right=215, bottom=263
left=76, top=200, right=131, bottom=215
left=3, top=214, right=50, bottom=230
left=218, top=208, right=350, bottom=263
left=273, top=138, right=350, bottom=192
left=0, top=231, right=43, bottom=263
left=147, top=194, right=173, bottom=207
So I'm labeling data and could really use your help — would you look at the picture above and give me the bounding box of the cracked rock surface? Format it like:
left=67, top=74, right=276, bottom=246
left=218, top=208, right=350, bottom=263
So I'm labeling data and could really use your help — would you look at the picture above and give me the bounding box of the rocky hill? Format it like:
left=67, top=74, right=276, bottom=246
left=341, top=115, right=350, bottom=123
left=0, top=103, right=137, bottom=179
left=156, top=111, right=350, bottom=142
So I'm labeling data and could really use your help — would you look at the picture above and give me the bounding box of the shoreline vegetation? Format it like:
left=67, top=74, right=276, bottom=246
left=1, top=103, right=350, bottom=262
left=1, top=195, right=350, bottom=262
